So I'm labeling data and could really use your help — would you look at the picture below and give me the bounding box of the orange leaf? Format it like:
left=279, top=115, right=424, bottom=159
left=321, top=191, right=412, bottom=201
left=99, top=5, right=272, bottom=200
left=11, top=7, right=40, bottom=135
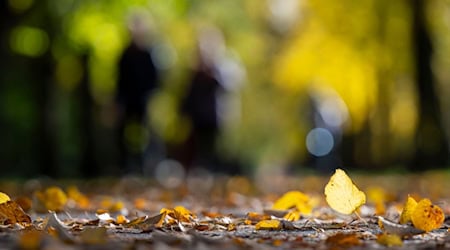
left=326, top=233, right=361, bottom=247
left=411, top=199, right=444, bottom=232
left=0, top=201, right=32, bottom=225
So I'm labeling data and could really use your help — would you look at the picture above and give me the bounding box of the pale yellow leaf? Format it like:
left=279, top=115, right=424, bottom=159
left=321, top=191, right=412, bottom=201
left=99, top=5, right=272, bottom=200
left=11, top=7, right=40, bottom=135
left=324, top=169, right=366, bottom=215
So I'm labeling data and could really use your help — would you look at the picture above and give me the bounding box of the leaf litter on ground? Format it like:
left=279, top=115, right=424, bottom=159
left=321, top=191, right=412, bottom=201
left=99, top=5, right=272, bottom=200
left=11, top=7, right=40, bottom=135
left=0, top=170, right=448, bottom=249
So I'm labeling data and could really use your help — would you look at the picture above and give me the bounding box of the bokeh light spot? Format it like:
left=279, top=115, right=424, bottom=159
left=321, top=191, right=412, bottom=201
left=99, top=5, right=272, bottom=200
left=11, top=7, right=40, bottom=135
left=10, top=26, right=49, bottom=57
left=155, top=159, right=185, bottom=189
left=306, top=128, right=334, bottom=157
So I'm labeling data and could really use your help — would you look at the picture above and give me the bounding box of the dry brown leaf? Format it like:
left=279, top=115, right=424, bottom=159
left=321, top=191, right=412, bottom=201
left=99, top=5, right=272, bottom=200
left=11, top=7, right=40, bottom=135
left=0, top=200, right=31, bottom=225
left=15, top=197, right=32, bottom=212
left=19, top=228, right=44, bottom=249
left=326, top=233, right=361, bottom=247
left=246, top=212, right=271, bottom=222
left=80, top=227, right=107, bottom=244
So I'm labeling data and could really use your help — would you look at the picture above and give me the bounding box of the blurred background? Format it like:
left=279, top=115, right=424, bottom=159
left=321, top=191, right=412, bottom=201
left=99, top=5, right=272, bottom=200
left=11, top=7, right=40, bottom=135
left=1, top=0, right=450, bottom=179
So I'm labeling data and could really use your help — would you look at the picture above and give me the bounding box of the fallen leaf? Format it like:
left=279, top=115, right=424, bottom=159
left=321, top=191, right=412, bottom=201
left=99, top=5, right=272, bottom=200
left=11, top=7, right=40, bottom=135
left=45, top=211, right=75, bottom=243
left=367, top=186, right=388, bottom=215
left=255, top=219, right=282, bottom=230
left=80, top=227, right=107, bottom=244
left=324, top=169, right=366, bottom=215
left=19, top=228, right=44, bottom=249
left=116, top=214, right=128, bottom=224
left=378, top=216, right=424, bottom=236
left=0, top=192, right=11, bottom=204
left=246, top=212, right=271, bottom=222
left=15, top=197, right=32, bottom=212
left=326, top=233, right=361, bottom=247
left=376, top=233, right=403, bottom=247
left=66, top=186, right=90, bottom=209
left=399, top=195, right=417, bottom=224
left=411, top=198, right=444, bottom=232
left=272, top=191, right=309, bottom=210
left=161, top=206, right=196, bottom=224
left=34, top=186, right=68, bottom=212
left=0, top=201, right=32, bottom=225
left=283, top=210, right=301, bottom=221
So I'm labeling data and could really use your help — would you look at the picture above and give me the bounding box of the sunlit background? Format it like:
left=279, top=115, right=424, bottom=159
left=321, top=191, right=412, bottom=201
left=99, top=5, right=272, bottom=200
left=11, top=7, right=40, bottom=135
left=1, top=0, right=450, bottom=179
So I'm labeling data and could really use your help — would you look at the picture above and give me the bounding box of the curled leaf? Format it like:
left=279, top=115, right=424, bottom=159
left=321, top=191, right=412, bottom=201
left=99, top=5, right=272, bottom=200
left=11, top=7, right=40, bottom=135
left=399, top=195, right=417, bottom=224
left=411, top=199, right=444, bottom=232
left=378, top=216, right=424, bottom=236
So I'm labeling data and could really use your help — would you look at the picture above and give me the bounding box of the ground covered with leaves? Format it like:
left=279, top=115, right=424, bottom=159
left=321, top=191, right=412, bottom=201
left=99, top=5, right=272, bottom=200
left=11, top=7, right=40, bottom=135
left=0, top=170, right=449, bottom=249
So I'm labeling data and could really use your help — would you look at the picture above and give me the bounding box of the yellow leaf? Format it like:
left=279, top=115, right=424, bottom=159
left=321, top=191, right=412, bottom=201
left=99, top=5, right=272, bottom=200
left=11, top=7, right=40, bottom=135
left=367, top=186, right=388, bottom=215
left=255, top=219, right=282, bottom=230
left=35, top=186, right=68, bottom=212
left=160, top=206, right=196, bottom=223
left=376, top=234, right=403, bottom=247
left=174, top=206, right=196, bottom=222
left=272, top=191, right=309, bottom=210
left=116, top=215, right=128, bottom=224
left=0, top=192, right=11, bottom=204
left=411, top=199, right=444, bottom=232
left=399, top=196, right=417, bottom=224
left=324, top=169, right=366, bottom=215
left=284, top=210, right=301, bottom=221
left=67, top=186, right=90, bottom=209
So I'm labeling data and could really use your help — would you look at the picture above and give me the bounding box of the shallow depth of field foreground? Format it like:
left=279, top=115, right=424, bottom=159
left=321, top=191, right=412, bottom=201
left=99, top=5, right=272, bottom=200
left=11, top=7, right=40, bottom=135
left=0, top=169, right=448, bottom=249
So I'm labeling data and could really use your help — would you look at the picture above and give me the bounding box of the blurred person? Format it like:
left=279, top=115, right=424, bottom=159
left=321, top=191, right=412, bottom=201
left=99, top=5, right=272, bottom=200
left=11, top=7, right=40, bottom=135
left=179, top=27, right=241, bottom=174
left=116, top=12, right=161, bottom=175
left=304, top=86, right=349, bottom=173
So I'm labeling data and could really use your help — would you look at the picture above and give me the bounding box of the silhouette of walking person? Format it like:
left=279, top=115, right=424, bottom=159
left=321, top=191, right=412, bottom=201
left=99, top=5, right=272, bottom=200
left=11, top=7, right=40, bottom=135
left=116, top=12, right=160, bottom=174
left=180, top=33, right=225, bottom=172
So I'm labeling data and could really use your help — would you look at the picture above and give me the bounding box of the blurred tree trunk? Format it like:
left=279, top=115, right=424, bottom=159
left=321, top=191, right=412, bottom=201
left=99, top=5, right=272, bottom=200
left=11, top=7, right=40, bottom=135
left=78, top=53, right=99, bottom=178
left=32, top=1, right=58, bottom=177
left=411, top=0, right=448, bottom=169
